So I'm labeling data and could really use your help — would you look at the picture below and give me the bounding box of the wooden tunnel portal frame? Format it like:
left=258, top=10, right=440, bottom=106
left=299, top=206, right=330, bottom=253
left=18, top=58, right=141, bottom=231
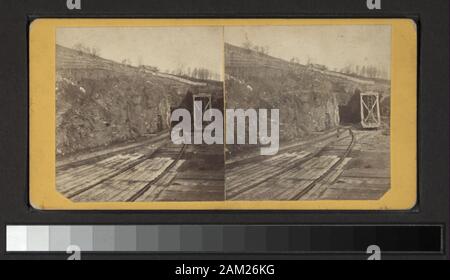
left=360, top=91, right=381, bottom=129
left=193, top=93, right=212, bottom=130
left=193, top=93, right=212, bottom=111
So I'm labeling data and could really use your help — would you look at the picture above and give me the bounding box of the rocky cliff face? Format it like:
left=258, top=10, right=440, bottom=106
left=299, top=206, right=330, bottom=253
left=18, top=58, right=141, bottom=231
left=225, top=44, right=391, bottom=143
left=56, top=45, right=193, bottom=156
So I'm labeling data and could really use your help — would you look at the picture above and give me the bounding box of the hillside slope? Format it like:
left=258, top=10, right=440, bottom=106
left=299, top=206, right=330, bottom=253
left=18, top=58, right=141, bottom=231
left=225, top=43, right=391, bottom=143
left=56, top=45, right=196, bottom=156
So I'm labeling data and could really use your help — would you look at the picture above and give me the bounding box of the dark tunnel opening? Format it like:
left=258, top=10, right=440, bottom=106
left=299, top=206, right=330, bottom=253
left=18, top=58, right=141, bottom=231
left=339, top=89, right=362, bottom=125
left=170, top=85, right=225, bottom=131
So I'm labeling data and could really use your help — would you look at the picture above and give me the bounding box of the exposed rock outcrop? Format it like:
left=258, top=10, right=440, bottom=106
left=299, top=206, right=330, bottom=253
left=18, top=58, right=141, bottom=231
left=56, top=45, right=194, bottom=156
left=225, top=43, right=391, bottom=144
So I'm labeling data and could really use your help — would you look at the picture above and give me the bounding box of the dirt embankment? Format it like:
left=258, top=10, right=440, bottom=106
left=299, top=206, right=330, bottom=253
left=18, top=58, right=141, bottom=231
left=225, top=43, right=391, bottom=144
left=56, top=45, right=195, bottom=156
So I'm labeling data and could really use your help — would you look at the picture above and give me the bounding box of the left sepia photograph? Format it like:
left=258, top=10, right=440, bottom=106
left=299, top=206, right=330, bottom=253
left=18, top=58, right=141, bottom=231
left=55, top=27, right=225, bottom=202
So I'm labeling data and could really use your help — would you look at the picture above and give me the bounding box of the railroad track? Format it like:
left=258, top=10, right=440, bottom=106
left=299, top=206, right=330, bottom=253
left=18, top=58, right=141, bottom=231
left=64, top=142, right=186, bottom=201
left=290, top=128, right=355, bottom=200
left=56, top=132, right=170, bottom=171
left=127, top=143, right=186, bottom=202
left=226, top=128, right=355, bottom=201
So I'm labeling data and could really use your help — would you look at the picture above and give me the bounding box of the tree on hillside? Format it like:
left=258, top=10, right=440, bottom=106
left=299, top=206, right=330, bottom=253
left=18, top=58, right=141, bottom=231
left=73, top=43, right=88, bottom=54
left=73, top=43, right=101, bottom=57
left=259, top=45, right=269, bottom=55
left=252, top=45, right=269, bottom=55
left=196, top=68, right=211, bottom=80
left=242, top=33, right=253, bottom=50
left=191, top=68, right=198, bottom=79
left=121, top=59, right=132, bottom=66
left=91, top=47, right=101, bottom=57
left=137, top=56, right=143, bottom=67
left=339, top=63, right=388, bottom=79
left=290, top=57, right=301, bottom=64
left=361, top=66, right=367, bottom=76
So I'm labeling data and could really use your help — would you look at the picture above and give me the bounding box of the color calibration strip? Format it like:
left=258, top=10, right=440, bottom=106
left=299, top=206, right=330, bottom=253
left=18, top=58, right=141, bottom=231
left=6, top=225, right=443, bottom=253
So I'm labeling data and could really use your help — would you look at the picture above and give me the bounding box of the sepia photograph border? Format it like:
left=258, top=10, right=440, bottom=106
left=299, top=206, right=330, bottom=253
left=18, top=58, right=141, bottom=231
left=29, top=18, right=417, bottom=210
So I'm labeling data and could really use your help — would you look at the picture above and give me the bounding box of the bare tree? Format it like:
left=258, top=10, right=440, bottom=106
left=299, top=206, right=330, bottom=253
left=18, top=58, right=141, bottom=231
left=73, top=43, right=101, bottom=58
left=290, top=57, right=301, bottom=64
left=91, top=47, right=101, bottom=57
left=121, top=59, right=132, bottom=66
left=137, top=56, right=143, bottom=67
left=73, top=43, right=88, bottom=54
left=242, top=33, right=253, bottom=50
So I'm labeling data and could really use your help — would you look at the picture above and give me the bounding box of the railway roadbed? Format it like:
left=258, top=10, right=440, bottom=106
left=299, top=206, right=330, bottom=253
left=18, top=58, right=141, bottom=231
left=226, top=128, right=390, bottom=201
left=57, top=139, right=224, bottom=202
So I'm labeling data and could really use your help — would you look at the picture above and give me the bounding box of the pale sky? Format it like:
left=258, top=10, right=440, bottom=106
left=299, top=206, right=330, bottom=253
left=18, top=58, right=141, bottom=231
left=57, top=27, right=224, bottom=79
left=57, top=25, right=392, bottom=80
left=225, top=25, right=391, bottom=76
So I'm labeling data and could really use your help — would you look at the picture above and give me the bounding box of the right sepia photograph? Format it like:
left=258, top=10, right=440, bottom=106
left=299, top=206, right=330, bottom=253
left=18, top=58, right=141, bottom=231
left=224, top=25, right=392, bottom=201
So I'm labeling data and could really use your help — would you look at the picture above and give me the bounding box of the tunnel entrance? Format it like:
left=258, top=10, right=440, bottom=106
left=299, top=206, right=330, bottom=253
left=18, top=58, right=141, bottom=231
left=170, top=86, right=224, bottom=137
left=338, top=89, right=382, bottom=129
left=193, top=94, right=212, bottom=117
left=339, top=89, right=362, bottom=125
left=193, top=93, right=213, bottom=132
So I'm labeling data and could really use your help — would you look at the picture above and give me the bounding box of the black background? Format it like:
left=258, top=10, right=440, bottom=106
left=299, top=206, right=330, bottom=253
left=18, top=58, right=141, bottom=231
left=0, top=0, right=448, bottom=260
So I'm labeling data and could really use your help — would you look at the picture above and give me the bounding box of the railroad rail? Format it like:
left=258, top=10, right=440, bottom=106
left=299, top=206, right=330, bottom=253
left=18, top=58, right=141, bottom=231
left=226, top=128, right=356, bottom=201
left=61, top=141, right=187, bottom=201
left=291, top=128, right=355, bottom=200
left=127, top=144, right=186, bottom=202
